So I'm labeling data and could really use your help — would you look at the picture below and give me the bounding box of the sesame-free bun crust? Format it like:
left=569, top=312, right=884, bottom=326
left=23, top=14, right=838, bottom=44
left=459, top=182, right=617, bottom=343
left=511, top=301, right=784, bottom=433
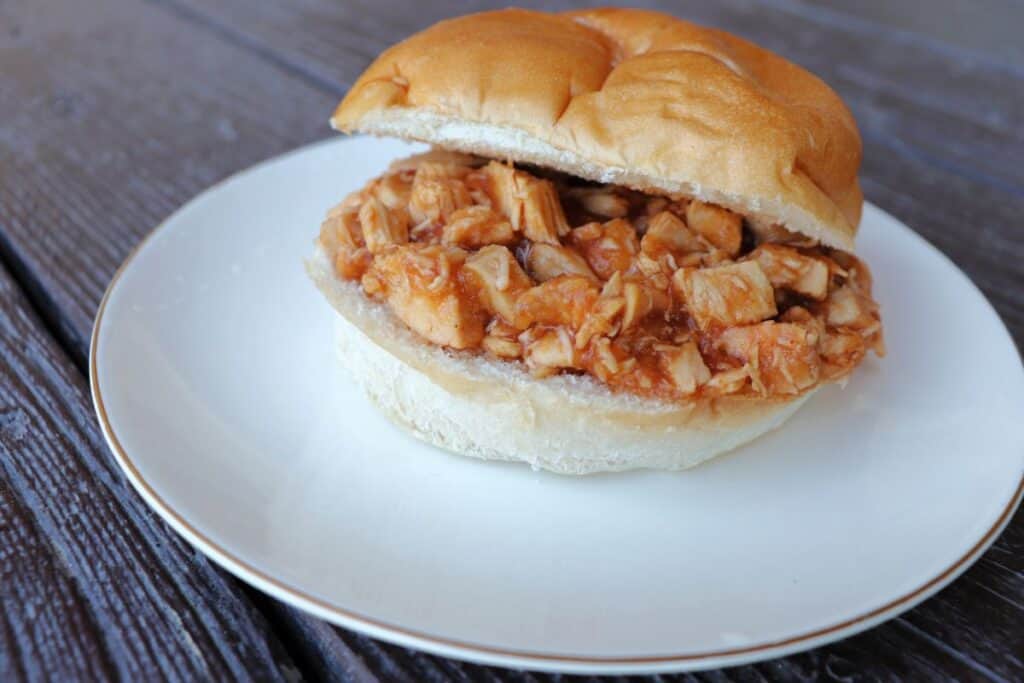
left=332, top=7, right=864, bottom=251
left=307, top=246, right=815, bottom=475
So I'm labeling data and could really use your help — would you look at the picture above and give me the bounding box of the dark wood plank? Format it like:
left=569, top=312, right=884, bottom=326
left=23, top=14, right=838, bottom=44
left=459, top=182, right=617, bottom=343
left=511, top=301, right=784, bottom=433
left=0, top=262, right=301, bottom=680
left=801, top=0, right=1024, bottom=68
left=0, top=0, right=337, bottom=677
left=0, top=0, right=336, bottom=364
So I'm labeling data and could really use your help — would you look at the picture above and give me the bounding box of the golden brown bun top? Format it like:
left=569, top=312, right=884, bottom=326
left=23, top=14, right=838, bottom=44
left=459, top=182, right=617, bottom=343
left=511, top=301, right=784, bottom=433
left=333, top=8, right=863, bottom=250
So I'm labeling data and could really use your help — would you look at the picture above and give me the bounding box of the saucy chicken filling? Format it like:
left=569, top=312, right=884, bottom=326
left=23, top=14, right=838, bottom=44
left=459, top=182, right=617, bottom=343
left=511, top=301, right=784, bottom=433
left=319, top=150, right=884, bottom=401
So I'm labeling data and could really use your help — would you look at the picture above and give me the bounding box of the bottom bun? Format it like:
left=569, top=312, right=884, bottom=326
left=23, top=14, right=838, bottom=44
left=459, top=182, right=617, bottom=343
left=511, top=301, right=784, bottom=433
left=308, top=247, right=816, bottom=475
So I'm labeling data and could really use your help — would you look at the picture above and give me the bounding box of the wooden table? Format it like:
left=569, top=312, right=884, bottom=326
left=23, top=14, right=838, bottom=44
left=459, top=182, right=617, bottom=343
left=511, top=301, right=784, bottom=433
left=2, top=1, right=1022, bottom=680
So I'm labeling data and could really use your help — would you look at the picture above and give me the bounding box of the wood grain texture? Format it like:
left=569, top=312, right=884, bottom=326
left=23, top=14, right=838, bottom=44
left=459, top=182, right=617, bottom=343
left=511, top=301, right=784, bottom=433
left=0, top=477, right=116, bottom=682
left=0, top=262, right=302, bottom=680
left=0, top=0, right=336, bottom=364
left=0, top=0, right=1021, bottom=680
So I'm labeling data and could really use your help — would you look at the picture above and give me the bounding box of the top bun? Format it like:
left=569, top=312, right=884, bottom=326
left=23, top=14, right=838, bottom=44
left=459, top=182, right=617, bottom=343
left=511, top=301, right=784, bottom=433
left=332, top=8, right=863, bottom=251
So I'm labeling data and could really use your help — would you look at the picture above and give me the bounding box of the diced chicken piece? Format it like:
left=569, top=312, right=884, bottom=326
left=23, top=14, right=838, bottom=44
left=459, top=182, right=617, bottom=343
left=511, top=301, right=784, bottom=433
left=570, top=219, right=640, bottom=280
left=483, top=162, right=568, bottom=244
left=634, top=196, right=687, bottom=236
left=371, top=172, right=411, bottom=210
left=569, top=188, right=630, bottom=218
left=672, top=252, right=704, bottom=269
left=830, top=251, right=875, bottom=292
left=717, top=322, right=820, bottom=395
left=826, top=286, right=877, bottom=329
left=632, top=252, right=672, bottom=291
left=482, top=162, right=522, bottom=228
left=408, top=171, right=472, bottom=226
left=573, top=273, right=671, bottom=348
left=749, top=244, right=829, bottom=300
left=387, top=150, right=482, bottom=173
left=826, top=255, right=883, bottom=356
left=521, top=176, right=570, bottom=244
left=335, top=248, right=372, bottom=282
left=587, top=336, right=625, bottom=382
left=779, top=305, right=825, bottom=348
left=368, top=245, right=484, bottom=349
left=621, top=280, right=670, bottom=330
left=442, top=206, right=516, bottom=249
left=673, top=261, right=777, bottom=330
left=513, top=276, right=599, bottom=331
left=482, top=335, right=522, bottom=359
left=322, top=205, right=363, bottom=252
left=360, top=269, right=385, bottom=298
left=462, top=245, right=532, bottom=322
left=459, top=168, right=490, bottom=204
left=605, top=358, right=663, bottom=396
left=525, top=243, right=598, bottom=282
left=659, top=342, right=711, bottom=395
left=482, top=319, right=522, bottom=359
left=575, top=288, right=627, bottom=349
left=601, top=270, right=625, bottom=297
left=820, top=330, right=866, bottom=379
left=320, top=206, right=372, bottom=280
left=641, top=211, right=707, bottom=262
left=524, top=328, right=579, bottom=376
left=748, top=222, right=817, bottom=248
left=359, top=197, right=409, bottom=254
left=686, top=200, right=743, bottom=256
left=703, top=366, right=751, bottom=396
left=699, top=249, right=735, bottom=268
left=487, top=318, right=520, bottom=338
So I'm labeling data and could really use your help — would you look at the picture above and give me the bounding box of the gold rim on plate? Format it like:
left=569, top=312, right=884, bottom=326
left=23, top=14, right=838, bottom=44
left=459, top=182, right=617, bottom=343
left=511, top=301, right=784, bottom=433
left=89, top=198, right=1024, bottom=670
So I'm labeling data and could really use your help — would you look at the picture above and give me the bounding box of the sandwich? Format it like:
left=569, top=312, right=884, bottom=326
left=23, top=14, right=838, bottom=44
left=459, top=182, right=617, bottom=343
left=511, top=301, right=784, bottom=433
left=306, top=8, right=884, bottom=474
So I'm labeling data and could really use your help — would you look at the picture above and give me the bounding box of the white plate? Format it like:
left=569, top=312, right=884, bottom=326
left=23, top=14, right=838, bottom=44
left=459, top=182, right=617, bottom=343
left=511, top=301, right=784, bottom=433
left=91, top=137, right=1024, bottom=674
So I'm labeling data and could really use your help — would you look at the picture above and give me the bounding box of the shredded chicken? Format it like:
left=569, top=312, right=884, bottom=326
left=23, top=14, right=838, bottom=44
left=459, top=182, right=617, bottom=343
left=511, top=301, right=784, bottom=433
left=482, top=319, right=522, bottom=359
left=320, top=207, right=371, bottom=279
left=570, top=219, right=640, bottom=280
left=462, top=245, right=531, bottom=322
left=442, top=206, right=516, bottom=249
left=513, top=276, right=599, bottom=331
left=483, top=161, right=569, bottom=243
left=523, top=328, right=579, bottom=376
left=321, top=152, right=884, bottom=400
left=525, top=243, right=598, bottom=282
left=686, top=200, right=743, bottom=256
left=641, top=210, right=706, bottom=262
left=717, top=322, right=821, bottom=395
left=366, top=245, right=484, bottom=349
left=748, top=244, right=829, bottom=300
left=674, top=261, right=777, bottom=329
left=661, top=341, right=711, bottom=394
left=408, top=164, right=473, bottom=226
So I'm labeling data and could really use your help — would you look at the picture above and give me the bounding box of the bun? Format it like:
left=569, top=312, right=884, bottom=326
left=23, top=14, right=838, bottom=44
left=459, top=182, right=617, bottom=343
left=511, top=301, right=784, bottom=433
left=332, top=7, right=863, bottom=251
left=307, top=246, right=816, bottom=474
